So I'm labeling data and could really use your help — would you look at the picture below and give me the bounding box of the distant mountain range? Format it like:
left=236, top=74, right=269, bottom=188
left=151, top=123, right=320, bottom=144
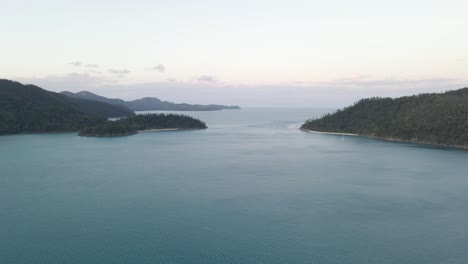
left=0, top=79, right=134, bottom=135
left=60, top=91, right=241, bottom=111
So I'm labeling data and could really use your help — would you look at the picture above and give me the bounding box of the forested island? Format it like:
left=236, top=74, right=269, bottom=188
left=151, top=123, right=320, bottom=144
left=0, top=79, right=207, bottom=136
left=79, top=114, right=207, bottom=137
left=61, top=90, right=241, bottom=111
left=301, top=88, right=468, bottom=148
left=0, top=79, right=135, bottom=135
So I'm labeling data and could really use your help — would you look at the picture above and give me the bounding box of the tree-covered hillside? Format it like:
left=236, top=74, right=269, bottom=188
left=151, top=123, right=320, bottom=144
left=61, top=91, right=126, bottom=105
left=65, top=97, right=135, bottom=118
left=301, top=88, right=468, bottom=147
left=0, top=79, right=133, bottom=135
left=79, top=113, right=207, bottom=137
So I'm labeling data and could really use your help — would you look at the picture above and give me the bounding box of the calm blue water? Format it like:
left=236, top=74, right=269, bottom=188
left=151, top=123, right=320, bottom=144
left=1, top=108, right=468, bottom=264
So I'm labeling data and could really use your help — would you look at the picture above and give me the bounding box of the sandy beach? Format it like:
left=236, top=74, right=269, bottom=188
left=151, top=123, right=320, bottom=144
left=301, top=129, right=358, bottom=136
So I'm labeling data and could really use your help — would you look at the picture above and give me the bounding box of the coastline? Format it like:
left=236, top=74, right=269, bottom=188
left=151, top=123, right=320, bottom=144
left=303, top=130, right=358, bottom=137
left=78, top=131, right=138, bottom=137
left=300, top=128, right=468, bottom=150
left=137, top=128, right=180, bottom=133
left=79, top=127, right=205, bottom=137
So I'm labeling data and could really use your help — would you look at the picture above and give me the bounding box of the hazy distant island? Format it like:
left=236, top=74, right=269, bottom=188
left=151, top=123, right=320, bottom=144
left=79, top=113, right=207, bottom=137
left=301, top=88, right=468, bottom=148
left=0, top=79, right=207, bottom=136
left=61, top=90, right=241, bottom=111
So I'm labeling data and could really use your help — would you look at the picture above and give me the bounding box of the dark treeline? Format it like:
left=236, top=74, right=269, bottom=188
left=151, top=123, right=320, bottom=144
left=0, top=79, right=105, bottom=135
left=0, top=79, right=207, bottom=137
left=301, top=88, right=468, bottom=147
left=64, top=97, right=134, bottom=118
left=79, top=114, right=207, bottom=137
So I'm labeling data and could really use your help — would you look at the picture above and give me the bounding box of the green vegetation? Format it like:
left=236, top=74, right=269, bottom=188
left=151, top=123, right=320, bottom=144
left=0, top=79, right=105, bottom=135
left=78, top=122, right=138, bottom=137
left=79, top=113, right=207, bottom=137
left=301, top=88, right=468, bottom=147
left=64, top=97, right=135, bottom=118
left=0, top=79, right=207, bottom=137
left=0, top=79, right=136, bottom=135
left=0, top=79, right=135, bottom=121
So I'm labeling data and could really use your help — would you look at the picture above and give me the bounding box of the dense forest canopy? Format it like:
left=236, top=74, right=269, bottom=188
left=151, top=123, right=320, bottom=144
left=301, top=88, right=468, bottom=147
left=79, top=113, right=207, bottom=137
left=64, top=97, right=134, bottom=118
left=0, top=79, right=207, bottom=136
left=0, top=79, right=105, bottom=134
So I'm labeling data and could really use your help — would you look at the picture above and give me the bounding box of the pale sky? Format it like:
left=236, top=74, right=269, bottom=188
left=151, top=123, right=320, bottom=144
left=1, top=0, right=468, bottom=107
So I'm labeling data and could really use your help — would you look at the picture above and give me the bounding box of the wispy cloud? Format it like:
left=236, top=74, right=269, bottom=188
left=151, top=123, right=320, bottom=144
left=197, top=75, right=217, bottom=83
left=108, top=69, right=130, bottom=77
left=13, top=73, right=468, bottom=108
left=294, top=76, right=460, bottom=90
left=85, top=70, right=102, bottom=75
left=71, top=61, right=99, bottom=67
left=70, top=61, right=82, bottom=67
left=332, top=74, right=372, bottom=82
left=153, top=64, right=166, bottom=72
left=17, top=72, right=112, bottom=92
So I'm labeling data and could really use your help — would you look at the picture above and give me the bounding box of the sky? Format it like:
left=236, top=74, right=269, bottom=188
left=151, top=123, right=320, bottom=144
left=1, top=0, right=468, bottom=107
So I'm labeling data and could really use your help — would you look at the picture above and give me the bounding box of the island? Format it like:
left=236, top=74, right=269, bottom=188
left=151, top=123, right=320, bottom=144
left=301, top=88, right=468, bottom=148
left=61, top=90, right=241, bottom=111
left=0, top=79, right=208, bottom=136
left=79, top=113, right=207, bottom=137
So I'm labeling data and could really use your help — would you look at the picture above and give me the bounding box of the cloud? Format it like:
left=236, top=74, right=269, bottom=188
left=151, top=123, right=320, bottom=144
left=153, top=64, right=166, bottom=72
left=294, top=76, right=460, bottom=90
left=95, top=77, right=466, bottom=107
left=335, top=77, right=460, bottom=90
left=70, top=61, right=99, bottom=68
left=85, top=70, right=103, bottom=75
left=108, top=69, right=130, bottom=77
left=332, top=74, right=372, bottom=82
left=70, top=61, right=82, bottom=67
left=17, top=72, right=112, bottom=92
left=197, top=75, right=217, bottom=83
left=12, top=73, right=468, bottom=108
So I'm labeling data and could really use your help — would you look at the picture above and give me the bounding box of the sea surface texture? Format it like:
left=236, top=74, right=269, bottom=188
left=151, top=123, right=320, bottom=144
left=1, top=108, right=468, bottom=264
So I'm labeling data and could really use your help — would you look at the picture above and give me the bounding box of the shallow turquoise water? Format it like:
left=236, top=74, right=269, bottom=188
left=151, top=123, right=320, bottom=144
left=1, top=108, right=468, bottom=264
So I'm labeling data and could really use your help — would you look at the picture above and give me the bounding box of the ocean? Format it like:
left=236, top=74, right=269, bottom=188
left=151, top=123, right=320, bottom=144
left=1, top=108, right=468, bottom=264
